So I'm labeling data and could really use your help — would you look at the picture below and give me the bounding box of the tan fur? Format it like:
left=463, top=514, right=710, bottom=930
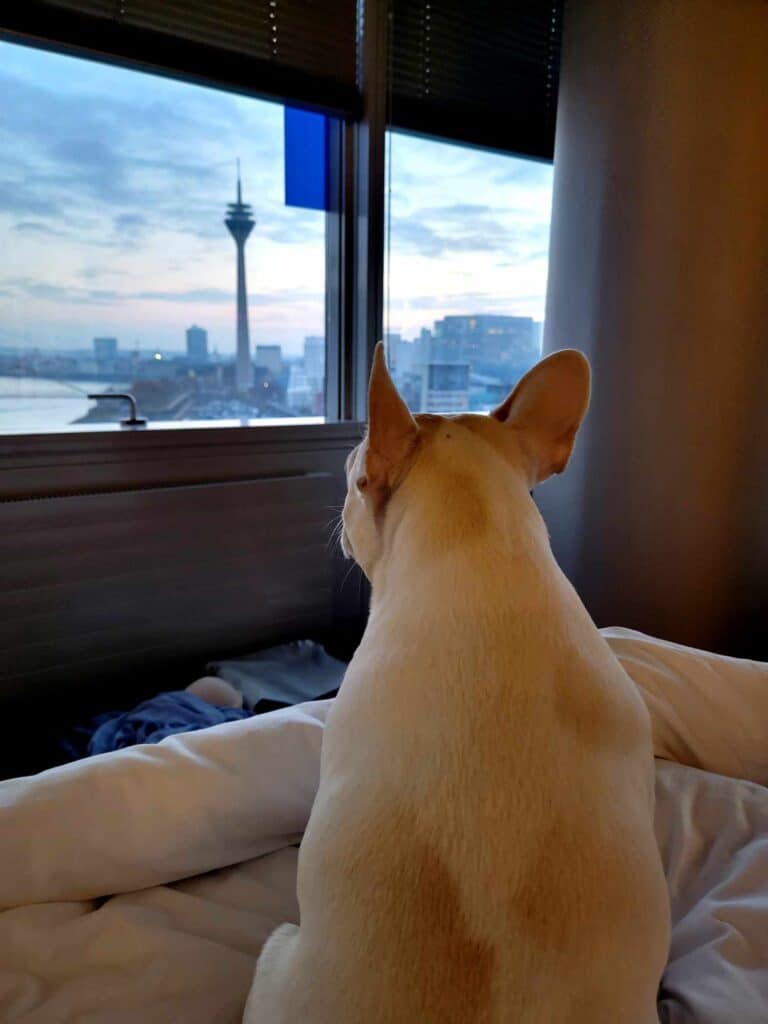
left=244, top=345, right=669, bottom=1024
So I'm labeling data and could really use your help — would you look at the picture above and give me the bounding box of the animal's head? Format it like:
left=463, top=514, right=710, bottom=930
left=341, top=343, right=590, bottom=579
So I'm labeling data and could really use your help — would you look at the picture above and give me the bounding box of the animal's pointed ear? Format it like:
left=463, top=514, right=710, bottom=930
left=365, top=341, right=418, bottom=495
left=491, top=349, right=591, bottom=484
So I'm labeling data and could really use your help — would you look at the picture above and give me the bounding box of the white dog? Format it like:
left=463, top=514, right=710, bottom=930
left=245, top=344, right=669, bottom=1023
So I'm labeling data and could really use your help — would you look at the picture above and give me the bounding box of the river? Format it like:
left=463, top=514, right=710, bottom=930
left=0, top=376, right=126, bottom=434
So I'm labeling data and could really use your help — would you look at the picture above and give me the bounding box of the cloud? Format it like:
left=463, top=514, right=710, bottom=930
left=492, top=159, right=553, bottom=187
left=133, top=287, right=232, bottom=304
left=0, top=40, right=551, bottom=352
left=405, top=292, right=544, bottom=314
left=0, top=181, right=61, bottom=217
left=13, top=220, right=62, bottom=235
left=391, top=210, right=545, bottom=258
left=79, top=265, right=128, bottom=281
left=133, top=286, right=324, bottom=307
left=419, top=203, right=496, bottom=221
left=113, top=212, right=148, bottom=237
left=0, top=54, right=288, bottom=252
left=6, top=279, right=74, bottom=302
left=3, top=278, right=323, bottom=310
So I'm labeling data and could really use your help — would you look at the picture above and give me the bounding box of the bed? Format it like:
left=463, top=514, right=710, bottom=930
left=1, top=629, right=767, bottom=1022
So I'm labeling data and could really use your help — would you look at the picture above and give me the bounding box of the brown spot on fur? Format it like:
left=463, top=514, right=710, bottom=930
left=344, top=805, right=496, bottom=1023
left=432, top=468, right=489, bottom=547
left=363, top=413, right=491, bottom=556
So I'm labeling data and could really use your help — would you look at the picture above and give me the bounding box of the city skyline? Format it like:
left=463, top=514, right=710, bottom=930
left=0, top=39, right=553, bottom=359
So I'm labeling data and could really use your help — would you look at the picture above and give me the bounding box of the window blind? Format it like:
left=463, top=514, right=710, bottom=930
left=390, top=0, right=563, bottom=160
left=2, top=0, right=361, bottom=117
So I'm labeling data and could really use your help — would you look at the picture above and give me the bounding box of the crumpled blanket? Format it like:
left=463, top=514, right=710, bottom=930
left=1, top=629, right=767, bottom=1022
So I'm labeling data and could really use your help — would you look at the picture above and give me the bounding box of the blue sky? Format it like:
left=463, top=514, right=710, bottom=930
left=0, top=39, right=553, bottom=357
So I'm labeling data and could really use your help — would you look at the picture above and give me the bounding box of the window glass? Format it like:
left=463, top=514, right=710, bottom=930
left=0, top=41, right=328, bottom=433
left=385, top=131, right=553, bottom=413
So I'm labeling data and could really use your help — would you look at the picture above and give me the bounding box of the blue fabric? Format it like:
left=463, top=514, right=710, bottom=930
left=59, top=641, right=346, bottom=762
left=63, top=692, right=252, bottom=759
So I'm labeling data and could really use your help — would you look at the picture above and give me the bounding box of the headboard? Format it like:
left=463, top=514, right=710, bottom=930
left=0, top=423, right=366, bottom=776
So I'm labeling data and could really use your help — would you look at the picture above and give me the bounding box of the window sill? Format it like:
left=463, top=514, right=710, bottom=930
left=0, top=420, right=364, bottom=501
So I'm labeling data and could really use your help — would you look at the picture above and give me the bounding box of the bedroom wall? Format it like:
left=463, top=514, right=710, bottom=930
left=538, top=0, right=768, bottom=655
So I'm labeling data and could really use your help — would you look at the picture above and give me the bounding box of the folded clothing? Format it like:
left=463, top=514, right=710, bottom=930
left=207, top=639, right=347, bottom=710
left=59, top=640, right=347, bottom=761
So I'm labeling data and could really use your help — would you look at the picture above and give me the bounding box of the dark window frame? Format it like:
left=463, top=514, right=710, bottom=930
left=0, top=0, right=558, bottom=496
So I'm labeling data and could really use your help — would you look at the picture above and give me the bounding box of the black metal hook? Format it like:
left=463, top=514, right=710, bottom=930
left=87, top=392, right=147, bottom=428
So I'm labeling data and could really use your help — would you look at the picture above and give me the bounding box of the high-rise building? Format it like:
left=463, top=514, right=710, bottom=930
left=224, top=167, right=255, bottom=393
left=384, top=332, right=402, bottom=374
left=186, top=325, right=208, bottom=361
left=286, top=364, right=312, bottom=414
left=93, top=337, right=118, bottom=361
left=255, top=344, right=284, bottom=376
left=302, top=336, right=325, bottom=415
left=419, top=363, right=470, bottom=413
left=431, top=315, right=539, bottom=382
left=303, top=336, right=324, bottom=382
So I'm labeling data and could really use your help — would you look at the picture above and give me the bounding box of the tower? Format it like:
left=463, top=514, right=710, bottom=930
left=225, top=164, right=255, bottom=393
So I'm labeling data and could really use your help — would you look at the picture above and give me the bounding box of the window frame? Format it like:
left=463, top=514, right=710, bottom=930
left=0, top=0, right=553, bottom=496
left=0, top=3, right=392, bottom=480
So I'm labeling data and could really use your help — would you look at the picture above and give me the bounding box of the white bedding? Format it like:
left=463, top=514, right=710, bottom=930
left=1, top=630, right=768, bottom=1022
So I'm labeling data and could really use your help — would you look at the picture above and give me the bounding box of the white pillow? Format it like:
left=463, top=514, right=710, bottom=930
left=603, top=627, right=768, bottom=785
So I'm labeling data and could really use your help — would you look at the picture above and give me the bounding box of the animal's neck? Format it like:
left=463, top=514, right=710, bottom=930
left=369, top=465, right=554, bottom=619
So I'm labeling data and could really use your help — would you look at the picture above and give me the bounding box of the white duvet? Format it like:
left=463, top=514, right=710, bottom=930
left=1, top=629, right=767, bottom=1023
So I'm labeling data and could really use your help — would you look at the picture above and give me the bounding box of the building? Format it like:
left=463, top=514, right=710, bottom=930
left=93, top=337, right=118, bottom=361
left=431, top=315, right=539, bottom=384
left=186, top=325, right=208, bottom=362
left=255, top=344, right=283, bottom=376
left=286, top=364, right=313, bottom=414
left=418, top=362, right=470, bottom=413
left=302, top=336, right=324, bottom=414
left=303, top=336, right=324, bottom=383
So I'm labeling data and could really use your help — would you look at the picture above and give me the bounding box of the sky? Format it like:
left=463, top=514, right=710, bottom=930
left=0, top=39, right=554, bottom=358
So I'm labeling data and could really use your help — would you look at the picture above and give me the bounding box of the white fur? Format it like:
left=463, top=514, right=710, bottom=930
left=245, top=349, right=669, bottom=1023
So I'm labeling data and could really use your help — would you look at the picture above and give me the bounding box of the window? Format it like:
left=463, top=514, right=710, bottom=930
left=0, top=1, right=564, bottom=442
left=384, top=132, right=553, bottom=413
left=0, top=40, right=333, bottom=433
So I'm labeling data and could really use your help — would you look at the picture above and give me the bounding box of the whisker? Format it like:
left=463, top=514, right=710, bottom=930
left=341, top=559, right=358, bottom=591
left=326, top=514, right=345, bottom=552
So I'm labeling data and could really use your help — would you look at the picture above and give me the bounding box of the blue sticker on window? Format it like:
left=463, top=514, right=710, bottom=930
left=284, top=107, right=329, bottom=211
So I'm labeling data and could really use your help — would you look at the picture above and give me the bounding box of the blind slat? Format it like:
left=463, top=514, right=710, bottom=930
left=21, top=0, right=360, bottom=116
left=390, top=0, right=563, bottom=160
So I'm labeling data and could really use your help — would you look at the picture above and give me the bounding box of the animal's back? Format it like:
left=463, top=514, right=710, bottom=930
left=274, top=603, right=667, bottom=1023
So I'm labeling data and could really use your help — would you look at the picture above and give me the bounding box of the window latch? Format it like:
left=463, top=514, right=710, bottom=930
left=87, top=392, right=147, bottom=428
